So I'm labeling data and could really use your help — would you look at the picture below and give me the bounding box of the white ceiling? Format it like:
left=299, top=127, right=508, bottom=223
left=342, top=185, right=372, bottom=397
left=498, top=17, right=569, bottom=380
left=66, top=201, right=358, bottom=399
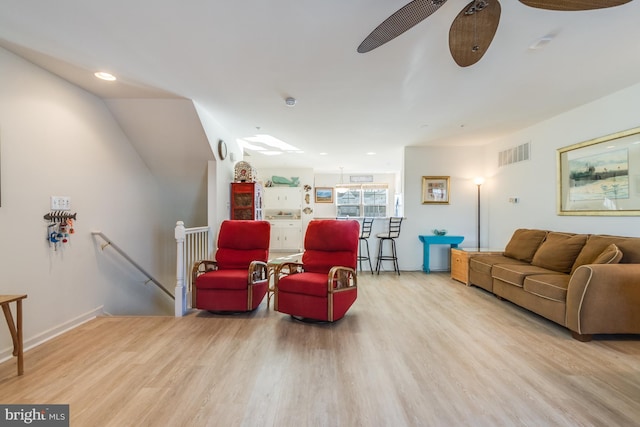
left=1, top=0, right=639, bottom=174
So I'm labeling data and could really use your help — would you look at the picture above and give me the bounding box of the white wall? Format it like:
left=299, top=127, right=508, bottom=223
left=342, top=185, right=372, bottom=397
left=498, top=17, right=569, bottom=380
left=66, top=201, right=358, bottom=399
left=0, top=47, right=174, bottom=360
left=485, top=82, right=640, bottom=248
left=104, top=99, right=214, bottom=288
left=402, top=146, right=487, bottom=271
left=400, top=82, right=640, bottom=272
left=193, top=104, right=236, bottom=234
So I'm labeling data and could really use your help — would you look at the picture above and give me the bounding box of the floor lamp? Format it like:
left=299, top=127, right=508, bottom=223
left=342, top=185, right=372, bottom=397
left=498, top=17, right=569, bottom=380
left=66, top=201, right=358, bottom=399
left=474, top=177, right=485, bottom=251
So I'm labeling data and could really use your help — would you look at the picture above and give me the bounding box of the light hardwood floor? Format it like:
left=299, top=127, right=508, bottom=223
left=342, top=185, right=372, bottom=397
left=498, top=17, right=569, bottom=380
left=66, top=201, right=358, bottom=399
left=1, top=272, right=639, bottom=426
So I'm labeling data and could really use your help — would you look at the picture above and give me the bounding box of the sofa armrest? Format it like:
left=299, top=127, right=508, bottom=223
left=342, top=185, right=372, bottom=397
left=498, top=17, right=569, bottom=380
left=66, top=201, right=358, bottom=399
left=566, top=264, right=640, bottom=340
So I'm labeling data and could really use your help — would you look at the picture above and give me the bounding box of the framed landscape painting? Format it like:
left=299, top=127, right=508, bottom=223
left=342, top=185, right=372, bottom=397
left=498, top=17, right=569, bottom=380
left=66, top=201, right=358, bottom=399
left=557, top=126, right=640, bottom=216
left=314, top=187, right=333, bottom=203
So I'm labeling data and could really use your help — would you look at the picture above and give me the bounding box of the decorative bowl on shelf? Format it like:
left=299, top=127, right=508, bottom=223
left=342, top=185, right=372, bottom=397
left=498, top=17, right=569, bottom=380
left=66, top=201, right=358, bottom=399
left=432, top=229, right=448, bottom=236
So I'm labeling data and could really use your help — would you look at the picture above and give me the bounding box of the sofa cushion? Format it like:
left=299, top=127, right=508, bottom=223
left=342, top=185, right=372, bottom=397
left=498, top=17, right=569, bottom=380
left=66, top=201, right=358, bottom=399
left=469, top=254, right=527, bottom=276
left=503, top=229, right=547, bottom=263
left=523, top=274, right=571, bottom=303
left=616, top=238, right=640, bottom=263
left=531, top=232, right=588, bottom=274
left=492, top=264, right=562, bottom=287
left=572, top=235, right=640, bottom=272
left=592, top=243, right=623, bottom=265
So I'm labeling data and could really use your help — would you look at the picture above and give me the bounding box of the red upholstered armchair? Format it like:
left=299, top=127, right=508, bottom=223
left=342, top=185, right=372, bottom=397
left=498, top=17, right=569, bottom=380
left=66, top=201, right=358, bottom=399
left=192, top=220, right=270, bottom=312
left=274, top=219, right=359, bottom=322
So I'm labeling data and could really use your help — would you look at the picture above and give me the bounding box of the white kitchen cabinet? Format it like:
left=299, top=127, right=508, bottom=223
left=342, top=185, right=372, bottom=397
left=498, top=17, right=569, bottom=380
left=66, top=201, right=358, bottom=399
left=269, top=221, right=302, bottom=252
left=264, top=187, right=302, bottom=211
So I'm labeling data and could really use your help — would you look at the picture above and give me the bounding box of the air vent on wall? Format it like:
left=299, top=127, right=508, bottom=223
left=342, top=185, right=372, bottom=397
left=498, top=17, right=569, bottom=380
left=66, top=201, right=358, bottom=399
left=498, top=142, right=530, bottom=167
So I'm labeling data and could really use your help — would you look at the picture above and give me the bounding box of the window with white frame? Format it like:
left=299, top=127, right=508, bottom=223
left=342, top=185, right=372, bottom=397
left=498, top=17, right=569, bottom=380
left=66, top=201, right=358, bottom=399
left=336, top=184, right=388, bottom=217
left=336, top=187, right=361, bottom=217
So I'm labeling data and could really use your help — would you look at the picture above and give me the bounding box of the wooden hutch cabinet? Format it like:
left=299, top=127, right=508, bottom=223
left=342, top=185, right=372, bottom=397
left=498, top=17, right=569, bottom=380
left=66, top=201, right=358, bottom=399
left=230, top=182, right=263, bottom=220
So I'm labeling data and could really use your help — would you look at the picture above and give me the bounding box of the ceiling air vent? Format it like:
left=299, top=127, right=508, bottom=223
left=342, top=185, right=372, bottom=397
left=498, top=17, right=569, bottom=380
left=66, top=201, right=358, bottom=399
left=498, top=142, right=530, bottom=167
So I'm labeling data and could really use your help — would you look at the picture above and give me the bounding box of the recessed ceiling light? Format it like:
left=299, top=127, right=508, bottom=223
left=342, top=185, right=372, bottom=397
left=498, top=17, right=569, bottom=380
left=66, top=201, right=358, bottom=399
left=529, top=35, right=554, bottom=51
left=366, top=152, right=376, bottom=155
left=94, top=71, right=116, bottom=81
left=319, top=152, right=328, bottom=156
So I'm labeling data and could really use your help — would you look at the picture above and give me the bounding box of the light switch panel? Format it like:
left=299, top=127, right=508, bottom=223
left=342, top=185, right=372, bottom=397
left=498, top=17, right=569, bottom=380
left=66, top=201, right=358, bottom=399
left=51, top=196, right=71, bottom=210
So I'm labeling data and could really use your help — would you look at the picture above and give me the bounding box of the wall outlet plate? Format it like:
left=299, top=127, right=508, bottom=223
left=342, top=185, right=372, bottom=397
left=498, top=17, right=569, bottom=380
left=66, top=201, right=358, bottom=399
left=51, top=196, right=71, bottom=210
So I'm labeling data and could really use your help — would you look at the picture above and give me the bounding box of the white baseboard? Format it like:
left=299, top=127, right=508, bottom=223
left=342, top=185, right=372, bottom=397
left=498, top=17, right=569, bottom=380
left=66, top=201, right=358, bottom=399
left=0, top=306, right=105, bottom=363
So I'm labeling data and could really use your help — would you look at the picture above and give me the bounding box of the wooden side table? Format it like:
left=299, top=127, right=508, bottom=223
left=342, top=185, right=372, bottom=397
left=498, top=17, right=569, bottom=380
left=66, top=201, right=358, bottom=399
left=451, top=249, right=502, bottom=285
left=1, top=294, right=27, bottom=376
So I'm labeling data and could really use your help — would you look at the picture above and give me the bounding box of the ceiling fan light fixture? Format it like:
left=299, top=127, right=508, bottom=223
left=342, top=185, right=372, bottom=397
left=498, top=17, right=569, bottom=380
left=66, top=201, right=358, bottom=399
left=465, top=0, right=489, bottom=15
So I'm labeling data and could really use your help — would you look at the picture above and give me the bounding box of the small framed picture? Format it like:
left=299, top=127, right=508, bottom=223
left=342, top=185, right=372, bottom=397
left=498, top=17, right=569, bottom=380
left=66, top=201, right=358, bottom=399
left=314, top=187, right=334, bottom=203
left=422, top=176, right=450, bottom=204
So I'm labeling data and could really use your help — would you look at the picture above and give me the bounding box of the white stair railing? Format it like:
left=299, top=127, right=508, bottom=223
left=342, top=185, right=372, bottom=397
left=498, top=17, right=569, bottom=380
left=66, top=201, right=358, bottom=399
left=174, top=221, right=212, bottom=316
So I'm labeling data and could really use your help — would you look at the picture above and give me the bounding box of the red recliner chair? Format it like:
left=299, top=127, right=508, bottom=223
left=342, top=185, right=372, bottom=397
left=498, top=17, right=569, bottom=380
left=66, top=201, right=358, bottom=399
left=274, top=219, right=359, bottom=322
left=192, top=220, right=270, bottom=312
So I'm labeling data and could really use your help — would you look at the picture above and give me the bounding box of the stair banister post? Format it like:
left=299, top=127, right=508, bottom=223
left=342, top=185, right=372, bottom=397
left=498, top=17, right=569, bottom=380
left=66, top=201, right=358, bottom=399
left=175, top=221, right=187, bottom=317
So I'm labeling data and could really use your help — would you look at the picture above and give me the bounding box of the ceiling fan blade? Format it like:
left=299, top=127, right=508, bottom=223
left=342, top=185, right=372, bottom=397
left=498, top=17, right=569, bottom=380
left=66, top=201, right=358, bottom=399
left=357, top=0, right=449, bottom=53
left=449, top=0, right=501, bottom=67
left=518, top=0, right=631, bottom=11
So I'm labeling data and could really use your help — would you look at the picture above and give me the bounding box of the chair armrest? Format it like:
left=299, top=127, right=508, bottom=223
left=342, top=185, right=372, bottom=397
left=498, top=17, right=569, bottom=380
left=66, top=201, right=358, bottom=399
left=566, top=264, right=640, bottom=337
left=275, top=262, right=304, bottom=277
left=249, top=260, right=269, bottom=284
left=328, top=266, right=357, bottom=293
left=192, top=260, right=218, bottom=284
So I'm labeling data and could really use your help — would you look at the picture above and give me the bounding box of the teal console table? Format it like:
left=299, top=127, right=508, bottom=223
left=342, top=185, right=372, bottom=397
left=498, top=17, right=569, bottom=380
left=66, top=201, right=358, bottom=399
left=418, top=235, right=464, bottom=273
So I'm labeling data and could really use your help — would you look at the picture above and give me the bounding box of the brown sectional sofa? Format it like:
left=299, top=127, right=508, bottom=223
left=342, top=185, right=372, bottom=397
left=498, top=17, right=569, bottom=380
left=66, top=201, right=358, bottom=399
left=468, top=229, right=640, bottom=341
